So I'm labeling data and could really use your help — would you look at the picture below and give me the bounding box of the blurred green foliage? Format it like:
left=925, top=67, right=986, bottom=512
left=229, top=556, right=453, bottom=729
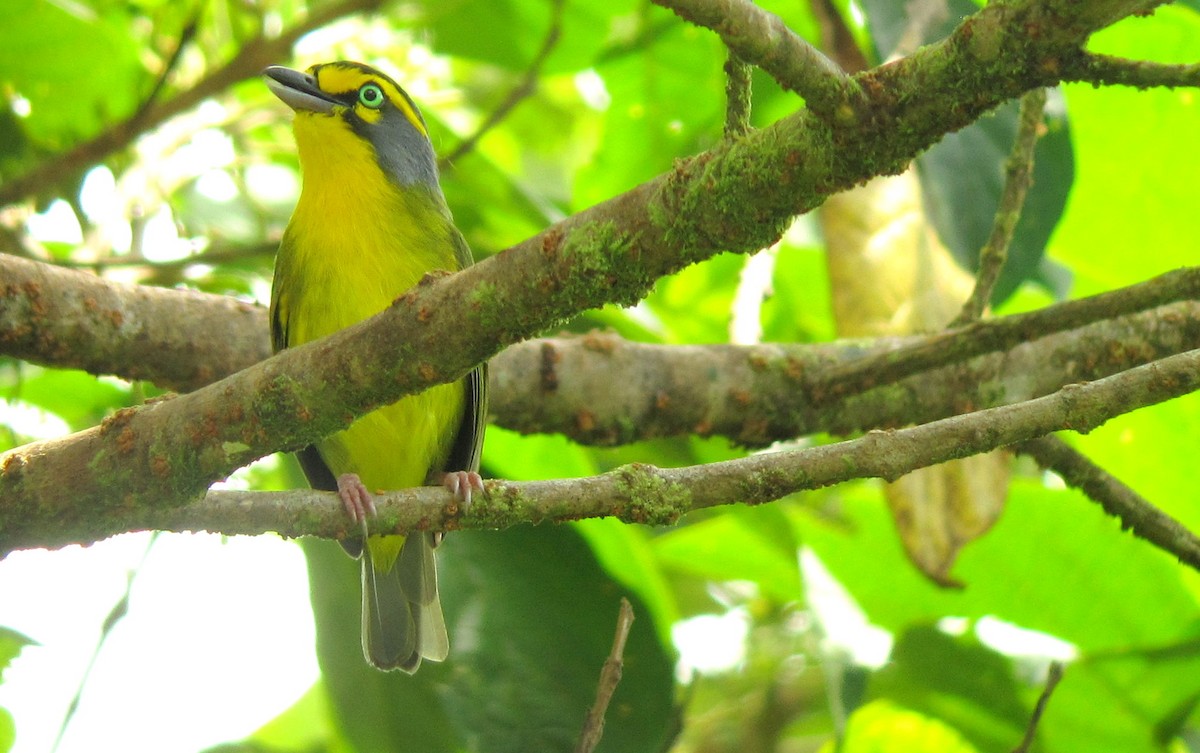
left=1, top=1, right=1199, bottom=752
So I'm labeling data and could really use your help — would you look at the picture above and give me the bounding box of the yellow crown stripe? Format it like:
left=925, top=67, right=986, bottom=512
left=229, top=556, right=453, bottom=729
left=312, top=63, right=428, bottom=139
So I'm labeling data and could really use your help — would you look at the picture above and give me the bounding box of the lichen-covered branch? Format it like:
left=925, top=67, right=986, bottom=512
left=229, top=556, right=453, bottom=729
left=651, top=0, right=853, bottom=116
left=18, top=346, right=1200, bottom=559
left=1061, top=52, right=1200, bottom=89
left=5, top=254, right=1200, bottom=448
left=0, top=0, right=1181, bottom=551
left=1016, top=436, right=1200, bottom=570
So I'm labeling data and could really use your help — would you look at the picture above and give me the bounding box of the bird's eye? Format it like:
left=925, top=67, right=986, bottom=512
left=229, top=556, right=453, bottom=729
left=358, top=83, right=384, bottom=109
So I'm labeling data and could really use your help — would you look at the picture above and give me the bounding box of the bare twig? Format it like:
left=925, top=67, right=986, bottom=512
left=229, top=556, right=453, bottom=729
left=575, top=599, right=636, bottom=753
left=952, top=87, right=1047, bottom=325
left=1016, top=436, right=1200, bottom=570
left=1011, top=662, right=1064, bottom=753
left=651, top=0, right=853, bottom=116
left=439, top=0, right=565, bottom=168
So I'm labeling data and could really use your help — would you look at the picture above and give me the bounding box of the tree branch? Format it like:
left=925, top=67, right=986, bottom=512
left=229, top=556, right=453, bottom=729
left=1016, top=436, right=1200, bottom=570
left=1061, top=51, right=1200, bottom=89
left=16, top=346, right=1200, bottom=554
left=0, top=253, right=270, bottom=392
left=651, top=0, right=853, bottom=116
left=0, top=0, right=1180, bottom=552
left=5, top=255, right=1200, bottom=447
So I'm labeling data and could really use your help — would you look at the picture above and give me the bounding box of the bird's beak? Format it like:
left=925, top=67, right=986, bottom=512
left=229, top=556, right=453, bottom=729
left=263, top=66, right=337, bottom=114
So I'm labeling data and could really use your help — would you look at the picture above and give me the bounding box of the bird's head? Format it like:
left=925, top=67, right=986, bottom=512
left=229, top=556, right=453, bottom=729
left=263, top=61, right=438, bottom=191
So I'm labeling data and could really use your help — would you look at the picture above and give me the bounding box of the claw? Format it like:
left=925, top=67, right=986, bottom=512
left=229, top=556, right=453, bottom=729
left=435, top=470, right=484, bottom=508
left=337, top=472, right=377, bottom=523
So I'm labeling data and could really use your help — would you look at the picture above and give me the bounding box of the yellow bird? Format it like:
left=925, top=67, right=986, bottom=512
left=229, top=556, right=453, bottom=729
left=264, top=61, right=486, bottom=672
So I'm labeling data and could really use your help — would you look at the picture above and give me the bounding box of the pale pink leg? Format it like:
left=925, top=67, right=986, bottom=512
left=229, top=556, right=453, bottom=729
left=337, top=472, right=377, bottom=523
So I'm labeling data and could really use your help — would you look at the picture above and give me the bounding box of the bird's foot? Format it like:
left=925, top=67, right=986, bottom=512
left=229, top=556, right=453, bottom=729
left=336, top=472, right=377, bottom=524
left=434, top=470, right=485, bottom=508
left=428, top=470, right=484, bottom=547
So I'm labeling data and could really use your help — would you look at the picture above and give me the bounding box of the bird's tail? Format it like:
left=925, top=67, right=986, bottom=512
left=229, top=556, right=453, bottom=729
left=361, top=532, right=448, bottom=672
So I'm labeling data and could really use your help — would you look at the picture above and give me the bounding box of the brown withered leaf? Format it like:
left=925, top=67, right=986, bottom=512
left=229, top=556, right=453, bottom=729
left=820, top=168, right=1010, bottom=586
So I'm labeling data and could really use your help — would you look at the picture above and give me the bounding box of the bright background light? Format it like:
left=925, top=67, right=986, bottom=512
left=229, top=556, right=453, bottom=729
left=0, top=533, right=318, bottom=753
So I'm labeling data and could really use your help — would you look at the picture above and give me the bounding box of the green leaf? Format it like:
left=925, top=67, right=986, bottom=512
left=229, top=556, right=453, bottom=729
left=916, top=89, right=1075, bottom=304
left=797, top=479, right=1200, bottom=751
left=247, top=680, right=335, bottom=752
left=4, top=367, right=130, bottom=431
left=798, top=479, right=1200, bottom=651
left=0, top=0, right=143, bottom=155
left=575, top=518, right=679, bottom=644
left=305, top=525, right=677, bottom=753
left=868, top=627, right=1029, bottom=753
left=1051, top=5, right=1200, bottom=296
left=653, top=506, right=801, bottom=604
left=836, top=699, right=982, bottom=753
left=0, top=626, right=36, bottom=683
left=575, top=12, right=725, bottom=210
left=425, top=0, right=638, bottom=73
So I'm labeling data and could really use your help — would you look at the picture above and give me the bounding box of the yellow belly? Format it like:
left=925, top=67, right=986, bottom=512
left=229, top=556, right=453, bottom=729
left=276, top=209, right=466, bottom=492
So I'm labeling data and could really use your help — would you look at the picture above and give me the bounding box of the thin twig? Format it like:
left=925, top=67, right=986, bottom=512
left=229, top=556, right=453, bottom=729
left=724, top=51, right=753, bottom=137
left=1016, top=436, right=1200, bottom=570
left=808, top=266, right=1200, bottom=405
left=1010, top=662, right=1064, bottom=753
left=575, top=598, right=636, bottom=753
left=439, top=0, right=565, bottom=168
left=1061, top=51, right=1200, bottom=89
left=131, top=5, right=204, bottom=123
left=651, top=0, right=853, bottom=116
left=952, top=87, right=1047, bottom=326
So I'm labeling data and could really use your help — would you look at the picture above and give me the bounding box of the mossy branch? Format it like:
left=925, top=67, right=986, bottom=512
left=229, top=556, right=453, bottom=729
left=0, top=0, right=1188, bottom=553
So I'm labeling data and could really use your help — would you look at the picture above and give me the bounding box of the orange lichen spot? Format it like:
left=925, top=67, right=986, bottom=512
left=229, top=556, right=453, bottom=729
left=117, top=426, right=136, bottom=454
left=729, top=388, right=752, bottom=406
left=151, top=455, right=171, bottom=478
left=418, top=363, right=437, bottom=382
left=83, top=297, right=98, bottom=312
left=784, top=357, right=804, bottom=381
left=1, top=451, right=27, bottom=476
left=23, top=281, right=46, bottom=315
left=581, top=331, right=616, bottom=354
left=541, top=228, right=562, bottom=257
left=748, top=353, right=769, bottom=371
left=655, top=391, right=671, bottom=410
left=417, top=306, right=433, bottom=322
left=693, top=419, right=713, bottom=435
left=107, top=309, right=124, bottom=328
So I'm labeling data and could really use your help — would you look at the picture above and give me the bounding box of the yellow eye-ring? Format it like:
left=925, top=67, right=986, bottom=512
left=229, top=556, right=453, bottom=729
left=358, top=83, right=384, bottom=109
